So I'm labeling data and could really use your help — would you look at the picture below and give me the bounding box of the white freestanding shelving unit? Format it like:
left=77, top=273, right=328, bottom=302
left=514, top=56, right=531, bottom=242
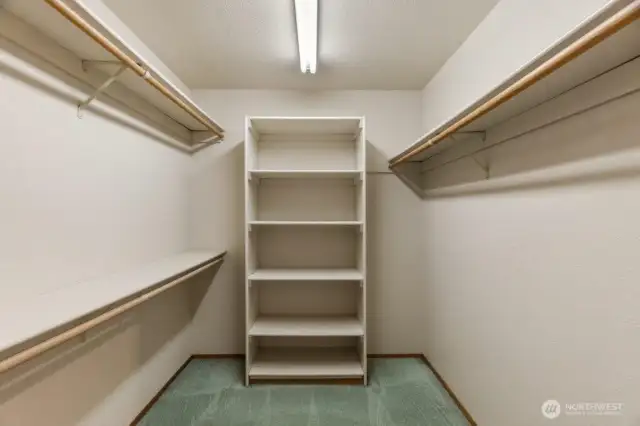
left=244, top=117, right=367, bottom=385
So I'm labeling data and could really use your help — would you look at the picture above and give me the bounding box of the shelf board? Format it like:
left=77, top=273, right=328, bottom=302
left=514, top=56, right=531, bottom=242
left=389, top=6, right=640, bottom=165
left=249, top=117, right=362, bottom=135
left=249, top=316, right=364, bottom=337
left=0, top=250, right=225, bottom=354
left=249, top=221, right=362, bottom=227
left=249, top=268, right=363, bottom=281
left=249, top=170, right=362, bottom=179
left=249, top=347, right=363, bottom=379
left=2, top=1, right=223, bottom=136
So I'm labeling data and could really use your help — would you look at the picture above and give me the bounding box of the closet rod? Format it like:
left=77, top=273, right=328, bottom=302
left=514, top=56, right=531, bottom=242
left=44, top=0, right=225, bottom=139
left=0, top=254, right=225, bottom=375
left=422, top=84, right=640, bottom=174
left=389, top=0, right=640, bottom=167
left=421, top=52, right=640, bottom=167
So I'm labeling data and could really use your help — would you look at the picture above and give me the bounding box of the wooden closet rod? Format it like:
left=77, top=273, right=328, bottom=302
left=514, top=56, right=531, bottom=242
left=389, top=0, right=640, bottom=167
left=0, top=255, right=225, bottom=375
left=44, top=0, right=225, bottom=139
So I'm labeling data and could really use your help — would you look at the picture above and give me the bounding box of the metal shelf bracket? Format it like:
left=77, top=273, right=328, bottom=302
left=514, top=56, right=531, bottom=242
left=453, top=130, right=487, bottom=141
left=80, top=59, right=121, bottom=72
left=472, top=133, right=490, bottom=179
left=192, top=133, right=223, bottom=149
left=451, top=132, right=490, bottom=179
left=78, top=63, right=128, bottom=118
left=471, top=155, right=491, bottom=179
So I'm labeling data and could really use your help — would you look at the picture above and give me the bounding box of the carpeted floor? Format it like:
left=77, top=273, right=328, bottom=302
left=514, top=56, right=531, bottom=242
left=137, top=358, right=471, bottom=425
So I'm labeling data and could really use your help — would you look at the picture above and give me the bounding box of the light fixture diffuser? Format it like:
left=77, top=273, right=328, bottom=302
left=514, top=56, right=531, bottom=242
left=294, top=0, right=318, bottom=74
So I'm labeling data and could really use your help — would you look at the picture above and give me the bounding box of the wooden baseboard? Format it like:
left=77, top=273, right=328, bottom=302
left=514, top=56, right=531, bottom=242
left=192, top=353, right=244, bottom=359
left=129, top=354, right=243, bottom=425
left=370, top=352, right=476, bottom=424
left=418, top=354, right=477, bottom=426
left=369, top=353, right=423, bottom=358
left=129, top=355, right=195, bottom=426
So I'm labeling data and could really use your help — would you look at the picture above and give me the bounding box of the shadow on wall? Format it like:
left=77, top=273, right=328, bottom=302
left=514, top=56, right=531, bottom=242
left=367, top=139, right=424, bottom=199
left=0, top=264, right=221, bottom=425
left=365, top=141, right=426, bottom=353
left=189, top=140, right=246, bottom=353
left=366, top=140, right=392, bottom=174
left=0, top=30, right=190, bottom=153
left=419, top=62, right=640, bottom=197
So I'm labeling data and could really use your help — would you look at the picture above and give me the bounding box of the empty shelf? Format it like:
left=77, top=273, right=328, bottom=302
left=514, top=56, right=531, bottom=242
left=249, top=269, right=363, bottom=281
left=249, top=347, right=363, bottom=379
left=249, top=117, right=362, bottom=135
left=250, top=170, right=362, bottom=179
left=3, top=1, right=224, bottom=141
left=249, top=221, right=362, bottom=226
left=249, top=316, right=364, bottom=336
left=0, top=250, right=225, bottom=354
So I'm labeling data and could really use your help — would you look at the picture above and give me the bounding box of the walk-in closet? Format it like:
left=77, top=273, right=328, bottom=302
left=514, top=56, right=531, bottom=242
left=1, top=0, right=638, bottom=425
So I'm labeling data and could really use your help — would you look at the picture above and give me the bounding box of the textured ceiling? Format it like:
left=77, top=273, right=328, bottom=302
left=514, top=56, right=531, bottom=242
left=102, top=0, right=500, bottom=90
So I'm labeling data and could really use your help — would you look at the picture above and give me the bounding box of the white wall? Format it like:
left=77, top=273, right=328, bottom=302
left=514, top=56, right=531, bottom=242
left=420, top=0, right=616, bottom=135
left=0, top=10, right=202, bottom=426
left=79, top=0, right=192, bottom=96
left=187, top=90, right=426, bottom=354
left=417, top=1, right=640, bottom=424
left=0, top=0, right=192, bottom=97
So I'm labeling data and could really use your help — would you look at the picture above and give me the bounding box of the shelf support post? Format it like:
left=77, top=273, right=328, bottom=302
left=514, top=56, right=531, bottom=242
left=78, top=63, right=128, bottom=118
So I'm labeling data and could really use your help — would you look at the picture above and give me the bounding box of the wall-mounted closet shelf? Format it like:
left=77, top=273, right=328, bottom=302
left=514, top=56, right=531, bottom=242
left=0, top=250, right=226, bottom=374
left=245, top=116, right=367, bottom=385
left=389, top=0, right=640, bottom=186
left=1, top=0, right=224, bottom=151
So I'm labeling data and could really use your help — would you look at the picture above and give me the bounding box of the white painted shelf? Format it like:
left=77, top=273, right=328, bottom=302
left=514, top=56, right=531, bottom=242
left=249, top=220, right=362, bottom=227
left=249, top=347, right=363, bottom=379
left=249, top=316, right=364, bottom=337
left=249, top=268, right=363, bottom=281
left=388, top=4, right=640, bottom=196
left=245, top=116, right=367, bottom=385
left=249, top=170, right=362, bottom=179
left=1, top=2, right=223, bottom=143
left=0, top=250, right=225, bottom=355
left=250, top=117, right=362, bottom=134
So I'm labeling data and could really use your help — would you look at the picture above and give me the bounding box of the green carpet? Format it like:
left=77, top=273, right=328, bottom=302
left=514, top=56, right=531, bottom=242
left=137, top=358, right=471, bottom=426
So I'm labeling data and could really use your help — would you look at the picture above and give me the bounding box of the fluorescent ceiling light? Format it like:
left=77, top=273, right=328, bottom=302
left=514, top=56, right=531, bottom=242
left=294, top=0, right=318, bottom=74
